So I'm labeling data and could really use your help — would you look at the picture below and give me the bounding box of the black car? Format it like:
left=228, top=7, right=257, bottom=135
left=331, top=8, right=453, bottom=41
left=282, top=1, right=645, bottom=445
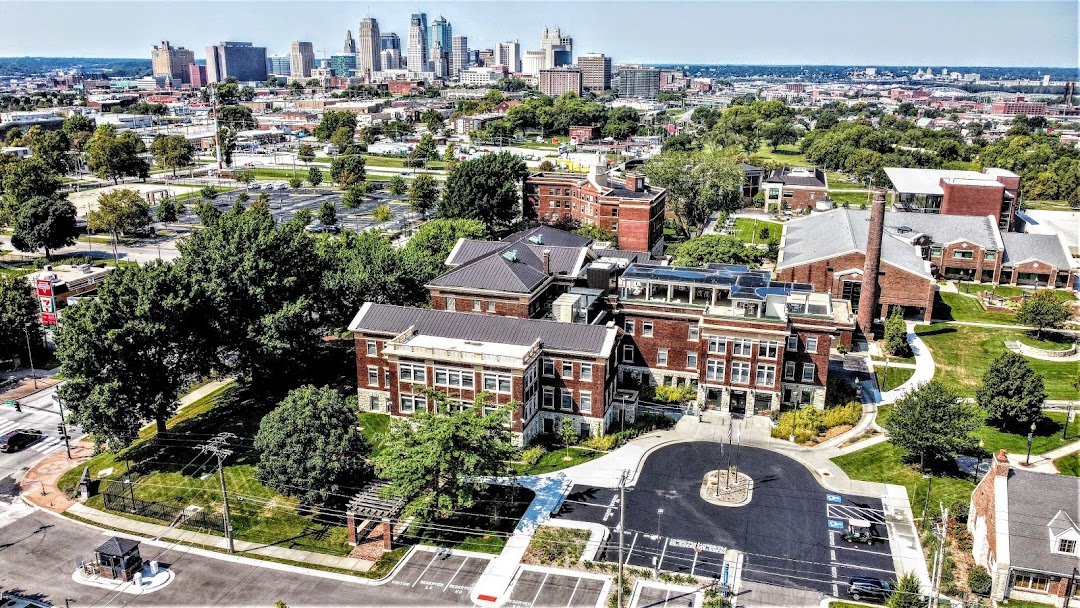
left=848, top=577, right=893, bottom=602
left=0, top=429, right=44, bottom=452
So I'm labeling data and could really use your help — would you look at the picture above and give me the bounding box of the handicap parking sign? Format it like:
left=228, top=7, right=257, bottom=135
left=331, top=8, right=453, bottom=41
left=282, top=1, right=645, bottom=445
left=828, top=519, right=845, bottom=530
left=826, top=494, right=842, bottom=503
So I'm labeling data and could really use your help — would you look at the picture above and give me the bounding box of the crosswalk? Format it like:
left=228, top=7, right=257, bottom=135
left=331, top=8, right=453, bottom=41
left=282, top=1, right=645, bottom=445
left=0, top=418, right=65, bottom=454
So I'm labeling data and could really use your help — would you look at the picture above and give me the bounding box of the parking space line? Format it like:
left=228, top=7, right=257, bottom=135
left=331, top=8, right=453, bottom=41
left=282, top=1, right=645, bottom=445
left=833, top=544, right=892, bottom=555
left=832, top=563, right=897, bottom=575
left=565, top=576, right=582, bottom=607
left=690, top=549, right=699, bottom=576
left=443, top=556, right=470, bottom=591
left=411, top=552, right=438, bottom=587
left=625, top=532, right=638, bottom=566
left=529, top=573, right=550, bottom=607
left=656, top=537, right=669, bottom=572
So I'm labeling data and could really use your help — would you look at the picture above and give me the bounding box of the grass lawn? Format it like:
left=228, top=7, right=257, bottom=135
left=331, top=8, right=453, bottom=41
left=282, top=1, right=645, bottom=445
left=523, top=526, right=590, bottom=567
left=512, top=446, right=604, bottom=476
left=915, top=324, right=1078, bottom=399
left=358, top=412, right=390, bottom=456
left=825, top=172, right=863, bottom=189
left=1018, top=332, right=1075, bottom=350
left=875, top=366, right=915, bottom=391
left=1022, top=199, right=1075, bottom=212
left=1054, top=453, right=1080, bottom=477
left=752, top=142, right=810, bottom=167
left=733, top=218, right=782, bottom=244
left=934, top=292, right=1017, bottom=324
left=997, top=600, right=1057, bottom=608
left=832, top=442, right=975, bottom=522
left=955, top=282, right=1076, bottom=302
left=975, top=411, right=1075, bottom=456
left=826, top=190, right=874, bottom=207
left=400, top=484, right=534, bottom=554
left=830, top=603, right=877, bottom=608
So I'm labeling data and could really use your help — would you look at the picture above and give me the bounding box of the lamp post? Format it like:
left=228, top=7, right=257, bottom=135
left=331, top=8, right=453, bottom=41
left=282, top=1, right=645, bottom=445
left=973, top=439, right=985, bottom=482
left=22, top=322, right=37, bottom=390
left=1025, top=421, right=1037, bottom=466
left=921, top=473, right=933, bottom=529
left=654, top=508, right=664, bottom=577
left=1064, top=405, right=1073, bottom=441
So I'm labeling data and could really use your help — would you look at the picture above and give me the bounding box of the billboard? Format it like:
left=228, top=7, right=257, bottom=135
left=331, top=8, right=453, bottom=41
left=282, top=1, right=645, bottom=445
left=36, top=279, right=57, bottom=326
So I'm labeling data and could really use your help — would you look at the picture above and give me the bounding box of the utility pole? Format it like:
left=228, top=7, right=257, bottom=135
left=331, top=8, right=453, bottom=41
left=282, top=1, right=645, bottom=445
left=617, top=469, right=628, bottom=608
left=52, top=394, right=73, bottom=459
left=929, top=505, right=949, bottom=608
left=197, top=432, right=236, bottom=553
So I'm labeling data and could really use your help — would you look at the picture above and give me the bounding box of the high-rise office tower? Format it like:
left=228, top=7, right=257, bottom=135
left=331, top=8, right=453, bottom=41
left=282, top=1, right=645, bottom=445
left=477, top=49, right=495, bottom=67
left=151, top=41, right=196, bottom=84
left=407, top=13, right=428, bottom=72
left=617, top=66, right=661, bottom=99
left=380, top=32, right=401, bottom=51
left=430, top=42, right=447, bottom=78
left=267, top=55, right=291, bottom=76
left=206, top=41, right=268, bottom=83
left=428, top=16, right=451, bottom=64
left=289, top=41, right=315, bottom=78
left=521, top=49, right=545, bottom=76
left=358, top=17, right=381, bottom=74
left=450, top=35, right=468, bottom=77
left=343, top=30, right=356, bottom=54
left=495, top=40, right=521, bottom=73
left=380, top=48, right=401, bottom=70
left=577, top=53, right=611, bottom=92
left=540, top=27, right=573, bottom=69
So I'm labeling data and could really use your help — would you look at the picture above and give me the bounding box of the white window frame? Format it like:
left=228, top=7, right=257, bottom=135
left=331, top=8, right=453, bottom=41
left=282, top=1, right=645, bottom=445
left=400, top=394, right=425, bottom=414
left=756, top=364, right=776, bottom=386
left=487, top=300, right=496, bottom=313
left=435, top=367, right=473, bottom=389
left=806, top=336, right=819, bottom=353
left=688, top=326, right=699, bottom=341
left=757, top=341, right=778, bottom=358
left=580, top=364, right=592, bottom=381
left=561, top=362, right=574, bottom=378
left=579, top=391, right=592, bottom=413
left=622, top=344, right=634, bottom=362
left=483, top=372, right=512, bottom=394
left=543, top=387, right=554, bottom=409
left=560, top=390, right=573, bottom=411
left=366, top=340, right=377, bottom=356
left=446, top=296, right=456, bottom=311
left=686, top=352, right=698, bottom=369
left=543, top=358, right=555, bottom=377
left=705, top=359, right=725, bottom=382
left=731, top=361, right=751, bottom=384
left=367, top=366, right=379, bottom=387
left=786, top=335, right=799, bottom=350
left=707, top=336, right=726, bottom=354
left=801, top=363, right=816, bottom=383
left=657, top=349, right=668, bottom=366
left=733, top=338, right=753, bottom=357
left=624, top=319, right=634, bottom=335
left=642, top=321, right=653, bottom=337
left=1058, top=538, right=1077, bottom=554
left=473, top=299, right=481, bottom=311
left=784, top=361, right=796, bottom=380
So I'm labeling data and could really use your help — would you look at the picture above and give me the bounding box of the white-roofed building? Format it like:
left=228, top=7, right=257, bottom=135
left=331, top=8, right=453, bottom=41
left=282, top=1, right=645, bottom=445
left=884, top=166, right=1021, bottom=231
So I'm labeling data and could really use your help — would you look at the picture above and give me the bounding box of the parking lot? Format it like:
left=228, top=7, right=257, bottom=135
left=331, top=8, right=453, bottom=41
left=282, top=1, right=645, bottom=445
left=555, top=442, right=900, bottom=597
left=385, top=547, right=490, bottom=604
left=630, top=582, right=702, bottom=608
left=178, top=187, right=414, bottom=232
left=503, top=567, right=608, bottom=608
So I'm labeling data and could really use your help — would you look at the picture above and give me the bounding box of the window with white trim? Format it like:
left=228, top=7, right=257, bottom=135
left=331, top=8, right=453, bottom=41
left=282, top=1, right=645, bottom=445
left=784, top=361, right=796, bottom=380
left=657, top=349, right=668, bottom=366
left=686, top=353, right=698, bottom=369
left=688, top=326, right=699, bottom=340
left=786, top=335, right=798, bottom=350
left=733, top=338, right=753, bottom=356
left=706, top=359, right=725, bottom=381
left=1013, top=573, right=1049, bottom=592
left=707, top=336, right=726, bottom=354
left=473, top=299, right=481, bottom=311
left=366, top=340, right=377, bottom=356
left=622, top=344, right=634, bottom=362
left=1058, top=539, right=1077, bottom=554
left=543, top=387, right=554, bottom=409
left=446, top=296, right=456, bottom=311
left=801, top=363, right=816, bottom=383
left=731, top=361, right=750, bottom=384
left=399, top=394, right=425, bottom=413
left=580, top=364, right=592, bottom=381
left=367, top=367, right=379, bottom=387
left=483, top=373, right=512, bottom=394
left=434, top=367, right=474, bottom=389
left=756, top=364, right=776, bottom=386
left=487, top=300, right=496, bottom=312
left=642, top=321, right=653, bottom=337
left=805, top=336, right=819, bottom=353
left=543, top=359, right=555, bottom=376
left=561, top=362, right=574, bottom=378
left=579, top=391, right=592, bottom=413
left=399, top=363, right=426, bottom=383
left=623, top=319, right=634, bottom=334
left=560, top=390, right=573, bottom=411
left=757, top=341, right=778, bottom=358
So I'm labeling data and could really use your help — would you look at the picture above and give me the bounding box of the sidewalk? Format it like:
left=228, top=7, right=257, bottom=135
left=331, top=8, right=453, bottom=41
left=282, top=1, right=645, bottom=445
left=876, top=322, right=936, bottom=405
left=20, top=438, right=96, bottom=513
left=1002, top=438, right=1080, bottom=474
left=0, top=370, right=62, bottom=401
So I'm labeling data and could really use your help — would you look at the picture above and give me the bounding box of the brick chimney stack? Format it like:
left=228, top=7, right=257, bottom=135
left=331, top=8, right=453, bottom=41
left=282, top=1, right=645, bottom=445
left=857, top=189, right=887, bottom=338
left=542, top=249, right=551, bottom=274
left=994, top=449, right=1010, bottom=476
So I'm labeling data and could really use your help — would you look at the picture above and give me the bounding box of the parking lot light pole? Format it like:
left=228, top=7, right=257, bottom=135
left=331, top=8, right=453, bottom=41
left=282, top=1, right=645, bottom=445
left=1025, top=422, right=1037, bottom=466
left=22, top=322, right=37, bottom=390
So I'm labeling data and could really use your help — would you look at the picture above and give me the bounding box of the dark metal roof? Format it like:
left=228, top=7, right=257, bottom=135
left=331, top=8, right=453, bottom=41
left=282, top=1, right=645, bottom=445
left=446, top=240, right=505, bottom=266
left=1006, top=469, right=1080, bottom=576
left=765, top=167, right=827, bottom=188
left=501, top=226, right=591, bottom=249
left=429, top=246, right=548, bottom=293
left=350, top=303, right=615, bottom=355
left=95, top=536, right=141, bottom=557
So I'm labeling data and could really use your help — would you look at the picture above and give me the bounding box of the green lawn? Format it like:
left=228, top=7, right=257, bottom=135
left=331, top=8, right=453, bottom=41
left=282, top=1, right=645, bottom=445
left=997, top=600, right=1057, bottom=608
left=1055, top=453, right=1080, bottom=477
left=875, top=366, right=915, bottom=391
left=832, top=442, right=975, bottom=522
left=955, top=282, right=1076, bottom=302
left=934, top=292, right=1017, bottom=324
left=751, top=143, right=810, bottom=167
left=830, top=602, right=877, bottom=608
left=915, top=324, right=1079, bottom=399
left=358, top=412, right=390, bottom=456
left=1018, top=332, right=1075, bottom=350
left=975, top=411, right=1074, bottom=456
left=733, top=218, right=782, bottom=244
left=1022, top=199, right=1075, bottom=212
left=826, top=190, right=873, bottom=207
left=512, top=446, right=604, bottom=476
left=825, top=172, right=864, bottom=190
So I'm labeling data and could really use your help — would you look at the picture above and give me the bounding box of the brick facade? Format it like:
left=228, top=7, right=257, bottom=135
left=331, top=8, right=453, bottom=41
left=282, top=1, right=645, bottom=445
left=429, top=290, right=535, bottom=318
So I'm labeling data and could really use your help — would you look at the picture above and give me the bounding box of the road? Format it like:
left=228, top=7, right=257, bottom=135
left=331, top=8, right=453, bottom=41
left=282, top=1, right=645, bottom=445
left=0, top=232, right=182, bottom=264
left=0, top=386, right=80, bottom=492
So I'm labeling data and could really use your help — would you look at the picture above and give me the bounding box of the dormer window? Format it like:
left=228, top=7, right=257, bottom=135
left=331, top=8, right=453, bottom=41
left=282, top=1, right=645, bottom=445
left=1059, top=539, right=1076, bottom=554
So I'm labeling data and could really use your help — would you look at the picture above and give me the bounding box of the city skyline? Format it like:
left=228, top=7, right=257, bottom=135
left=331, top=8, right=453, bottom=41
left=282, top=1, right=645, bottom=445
left=0, top=1, right=1076, bottom=68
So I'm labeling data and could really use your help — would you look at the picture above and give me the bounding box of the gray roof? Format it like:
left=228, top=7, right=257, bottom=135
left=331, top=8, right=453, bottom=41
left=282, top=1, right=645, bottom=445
left=429, top=245, right=548, bottom=293
left=96, top=536, right=141, bottom=557
left=1006, top=469, right=1080, bottom=575
left=1001, top=232, right=1072, bottom=270
left=766, top=167, right=827, bottom=188
left=348, top=303, right=615, bottom=355
left=501, top=226, right=592, bottom=249
left=446, top=239, right=506, bottom=266
left=524, top=244, right=586, bottom=275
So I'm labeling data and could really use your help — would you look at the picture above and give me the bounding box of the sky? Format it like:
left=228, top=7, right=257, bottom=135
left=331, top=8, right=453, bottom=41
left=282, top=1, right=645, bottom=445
left=0, top=0, right=1076, bottom=67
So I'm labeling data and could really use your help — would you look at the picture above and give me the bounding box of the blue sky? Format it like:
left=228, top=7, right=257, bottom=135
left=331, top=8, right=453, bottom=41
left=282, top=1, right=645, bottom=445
left=0, top=1, right=1076, bottom=67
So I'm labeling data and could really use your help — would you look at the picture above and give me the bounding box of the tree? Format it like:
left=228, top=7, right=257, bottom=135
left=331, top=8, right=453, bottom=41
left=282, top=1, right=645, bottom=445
left=156, top=198, right=179, bottom=227
left=977, top=352, right=1046, bottom=430
left=11, top=195, right=79, bottom=258
left=388, top=174, right=407, bottom=195
left=234, top=169, right=255, bottom=185
left=442, top=143, right=456, bottom=163
left=318, top=200, right=337, bottom=226
left=307, top=166, right=323, bottom=187
left=408, top=133, right=437, bottom=166
left=22, top=126, right=70, bottom=174
left=216, top=128, right=238, bottom=168
left=55, top=262, right=209, bottom=444
left=373, top=390, right=516, bottom=517
left=330, top=154, right=366, bottom=189
left=371, top=203, right=392, bottom=223
left=330, top=127, right=355, bottom=151
left=194, top=199, right=222, bottom=226
left=341, top=183, right=369, bottom=218
left=62, top=113, right=95, bottom=139
left=559, top=418, right=578, bottom=458
left=642, top=147, right=744, bottom=238
left=84, top=124, right=150, bottom=184
left=317, top=230, right=422, bottom=324
left=407, top=173, right=438, bottom=216
left=87, top=188, right=152, bottom=264
left=149, top=134, right=194, bottom=176
left=422, top=108, right=444, bottom=135
left=603, top=106, right=640, bottom=140
left=674, top=234, right=764, bottom=267
left=760, top=119, right=799, bottom=151
left=438, top=152, right=527, bottom=234
left=402, top=218, right=487, bottom=285
left=216, top=104, right=256, bottom=131
left=0, top=274, right=40, bottom=367
left=254, top=385, right=370, bottom=505
left=288, top=175, right=302, bottom=189
left=1016, top=291, right=1071, bottom=339
left=313, top=110, right=358, bottom=142
left=575, top=223, right=618, bottom=246
left=885, top=573, right=926, bottom=608
left=883, top=381, right=981, bottom=467
left=884, top=307, right=912, bottom=358
left=297, top=143, right=315, bottom=164
left=1, top=157, right=62, bottom=225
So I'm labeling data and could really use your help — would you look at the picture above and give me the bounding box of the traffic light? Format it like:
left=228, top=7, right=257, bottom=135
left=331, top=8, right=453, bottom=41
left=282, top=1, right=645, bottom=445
left=57, top=423, right=65, bottom=437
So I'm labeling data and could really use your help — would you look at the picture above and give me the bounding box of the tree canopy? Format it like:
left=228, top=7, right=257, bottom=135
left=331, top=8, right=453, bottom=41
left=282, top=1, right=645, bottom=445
left=438, top=151, right=527, bottom=235
left=883, top=380, right=981, bottom=466
left=407, top=172, right=438, bottom=215
left=149, top=134, right=194, bottom=176
left=976, top=352, right=1046, bottom=431
left=643, top=147, right=745, bottom=237
left=330, top=154, right=366, bottom=188
left=314, top=110, right=358, bottom=142
left=88, top=188, right=152, bottom=264
left=402, top=218, right=486, bottom=285
left=674, top=234, right=764, bottom=267
left=85, top=124, right=150, bottom=184
left=1016, top=291, right=1072, bottom=338
left=0, top=273, right=40, bottom=367
left=10, top=194, right=79, bottom=258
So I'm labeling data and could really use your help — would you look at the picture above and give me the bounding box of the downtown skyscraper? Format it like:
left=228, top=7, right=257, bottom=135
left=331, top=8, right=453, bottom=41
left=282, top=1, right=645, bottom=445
left=358, top=17, right=381, bottom=74
left=407, top=12, right=428, bottom=72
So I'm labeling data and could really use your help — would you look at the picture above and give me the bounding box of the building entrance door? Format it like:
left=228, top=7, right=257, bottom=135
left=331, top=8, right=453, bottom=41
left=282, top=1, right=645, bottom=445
left=729, top=390, right=747, bottom=418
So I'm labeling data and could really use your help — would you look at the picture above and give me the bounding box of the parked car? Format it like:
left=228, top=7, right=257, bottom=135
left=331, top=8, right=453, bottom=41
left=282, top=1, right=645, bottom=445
left=274, top=182, right=289, bottom=190
left=247, top=182, right=261, bottom=190
left=261, top=182, right=275, bottom=190
left=847, top=577, right=892, bottom=602
left=0, top=429, right=43, bottom=453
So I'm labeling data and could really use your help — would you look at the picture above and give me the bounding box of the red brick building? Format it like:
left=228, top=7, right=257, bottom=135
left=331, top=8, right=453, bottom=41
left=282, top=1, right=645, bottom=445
left=885, top=167, right=1021, bottom=231
left=525, top=167, right=667, bottom=256
left=569, top=125, right=600, bottom=143
left=990, top=95, right=1048, bottom=116
left=763, top=167, right=829, bottom=213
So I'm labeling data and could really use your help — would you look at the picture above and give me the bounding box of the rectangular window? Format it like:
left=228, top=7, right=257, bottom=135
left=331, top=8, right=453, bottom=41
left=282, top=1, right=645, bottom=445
left=611, top=208, right=619, bottom=217
left=756, top=364, right=776, bottom=386
left=688, top=326, right=699, bottom=340
left=657, top=349, right=668, bottom=366
left=399, top=364, right=426, bottom=383
left=787, top=335, right=799, bottom=350
left=953, top=250, right=974, bottom=259
left=487, top=300, right=496, bottom=313
left=642, top=321, right=653, bottom=337
left=706, top=360, right=725, bottom=381
left=483, top=373, right=512, bottom=394
left=434, top=367, right=473, bottom=389
left=1059, top=539, right=1077, bottom=554
left=784, top=361, right=796, bottom=380
left=622, top=344, right=634, bottom=362
left=400, top=395, right=425, bottom=414
left=757, top=341, right=778, bottom=358
left=543, top=359, right=555, bottom=376
left=805, top=336, right=819, bottom=352
left=473, top=299, right=481, bottom=311
left=543, top=387, right=554, bottom=409
left=367, top=367, right=379, bottom=387
left=801, top=363, right=816, bottom=383
left=686, top=352, right=698, bottom=369
left=623, top=319, right=634, bottom=335
left=768, top=188, right=780, bottom=199
left=366, top=340, right=377, bottom=356
left=984, top=251, right=996, bottom=261
left=580, top=364, right=592, bottom=381
left=733, top=338, right=753, bottom=357
left=611, top=222, right=618, bottom=231
left=930, top=246, right=942, bottom=257
left=731, top=362, right=751, bottom=384
left=561, top=391, right=573, bottom=411
left=446, top=296, right=456, bottom=311
left=1013, top=573, right=1049, bottom=592
left=561, top=362, right=574, bottom=378
left=579, top=392, right=592, bottom=412
left=707, top=336, right=726, bottom=354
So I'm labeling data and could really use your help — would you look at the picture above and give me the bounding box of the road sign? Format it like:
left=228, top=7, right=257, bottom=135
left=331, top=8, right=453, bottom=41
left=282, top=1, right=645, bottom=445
left=827, top=494, right=843, bottom=503
left=4, top=400, right=16, bottom=408
left=828, top=519, right=845, bottom=530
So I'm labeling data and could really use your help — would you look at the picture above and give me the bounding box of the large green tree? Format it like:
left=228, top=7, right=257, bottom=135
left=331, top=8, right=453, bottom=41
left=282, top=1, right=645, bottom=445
left=374, top=390, right=516, bottom=517
left=0, top=157, right=62, bottom=227
left=10, top=195, right=79, bottom=258
left=56, top=261, right=210, bottom=443
left=883, top=381, right=981, bottom=466
left=22, top=126, right=71, bottom=174
left=216, top=104, right=257, bottom=131
left=885, top=573, right=926, bottom=608
left=438, top=151, right=527, bottom=234
left=642, top=147, right=744, bottom=237
left=84, top=124, right=150, bottom=184
left=0, top=274, right=41, bottom=368
left=402, top=218, right=487, bottom=285
left=88, top=188, right=152, bottom=264
left=330, top=154, right=366, bottom=189
left=1016, top=291, right=1071, bottom=339
left=254, top=385, right=371, bottom=505
left=149, top=134, right=194, bottom=176
left=313, top=110, right=358, bottom=142
left=407, top=172, right=438, bottom=216
left=976, top=352, right=1046, bottom=431
left=307, top=166, right=323, bottom=187
left=317, top=230, right=422, bottom=327
left=674, top=234, right=764, bottom=267
left=297, top=143, right=316, bottom=164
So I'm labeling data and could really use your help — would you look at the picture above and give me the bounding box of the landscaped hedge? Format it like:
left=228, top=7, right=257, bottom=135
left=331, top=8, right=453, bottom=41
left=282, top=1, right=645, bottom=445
left=771, top=401, right=863, bottom=443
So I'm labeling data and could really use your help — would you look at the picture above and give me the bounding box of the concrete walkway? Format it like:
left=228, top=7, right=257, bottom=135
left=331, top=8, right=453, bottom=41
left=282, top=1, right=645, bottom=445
left=876, top=322, right=936, bottom=405
left=1001, top=435, right=1080, bottom=474
left=66, top=502, right=377, bottom=573
left=1004, top=340, right=1080, bottom=361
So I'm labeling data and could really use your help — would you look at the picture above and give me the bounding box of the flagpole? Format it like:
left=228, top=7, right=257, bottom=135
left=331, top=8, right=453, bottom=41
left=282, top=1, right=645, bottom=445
left=733, top=424, right=744, bottom=484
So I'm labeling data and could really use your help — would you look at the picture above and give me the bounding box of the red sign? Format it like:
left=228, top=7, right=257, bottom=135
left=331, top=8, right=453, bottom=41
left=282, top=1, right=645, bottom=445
left=35, top=279, right=53, bottom=297
left=41, top=312, right=57, bottom=326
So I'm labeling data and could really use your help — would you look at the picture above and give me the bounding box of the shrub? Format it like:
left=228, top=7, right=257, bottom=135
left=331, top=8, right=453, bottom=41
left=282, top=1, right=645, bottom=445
left=650, top=384, right=697, bottom=404
left=822, top=401, right=862, bottom=429
left=884, top=306, right=913, bottom=358
left=583, top=434, right=618, bottom=451
left=521, top=446, right=546, bottom=465
left=771, top=402, right=861, bottom=441
left=967, top=565, right=992, bottom=595
left=200, top=185, right=218, bottom=199
left=288, top=176, right=303, bottom=189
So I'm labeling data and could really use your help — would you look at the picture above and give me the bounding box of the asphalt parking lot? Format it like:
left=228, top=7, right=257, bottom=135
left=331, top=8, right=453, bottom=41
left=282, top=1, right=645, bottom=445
left=503, top=567, right=607, bottom=608
left=179, top=187, right=413, bottom=232
left=630, top=583, right=701, bottom=608
left=386, top=547, right=490, bottom=604
left=555, top=442, right=897, bottom=597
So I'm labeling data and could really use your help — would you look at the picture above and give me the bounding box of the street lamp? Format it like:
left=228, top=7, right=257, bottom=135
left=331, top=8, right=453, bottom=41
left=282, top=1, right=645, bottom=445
left=1026, top=422, right=1037, bottom=466
left=973, top=439, right=985, bottom=482
left=921, top=473, right=933, bottom=529
left=22, top=322, right=37, bottom=390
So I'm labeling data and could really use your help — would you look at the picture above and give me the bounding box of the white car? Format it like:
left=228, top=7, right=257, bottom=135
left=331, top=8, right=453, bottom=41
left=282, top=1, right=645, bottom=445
left=274, top=182, right=289, bottom=190
left=261, top=182, right=275, bottom=190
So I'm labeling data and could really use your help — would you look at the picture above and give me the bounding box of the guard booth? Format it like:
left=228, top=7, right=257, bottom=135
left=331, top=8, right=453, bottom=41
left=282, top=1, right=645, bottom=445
left=94, top=537, right=143, bottom=581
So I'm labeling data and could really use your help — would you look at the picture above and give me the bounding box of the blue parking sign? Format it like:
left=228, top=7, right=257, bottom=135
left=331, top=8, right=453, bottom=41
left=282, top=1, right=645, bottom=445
left=826, top=494, right=842, bottom=503
left=828, top=519, right=845, bottom=530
